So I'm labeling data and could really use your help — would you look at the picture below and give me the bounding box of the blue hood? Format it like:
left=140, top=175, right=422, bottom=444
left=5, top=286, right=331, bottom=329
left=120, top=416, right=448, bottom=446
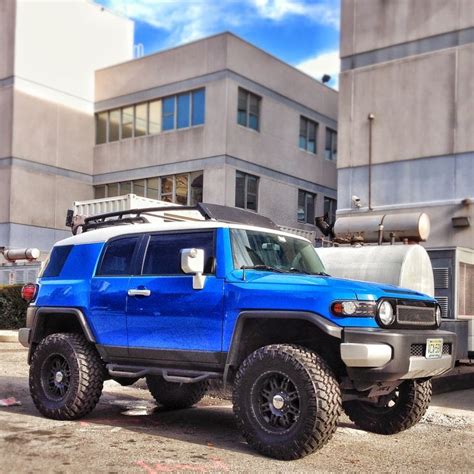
left=229, top=270, right=431, bottom=301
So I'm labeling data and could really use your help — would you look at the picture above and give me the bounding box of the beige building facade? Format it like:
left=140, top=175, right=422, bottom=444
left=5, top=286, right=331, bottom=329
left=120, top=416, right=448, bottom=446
left=338, top=0, right=473, bottom=248
left=338, top=0, right=473, bottom=320
left=0, top=4, right=338, bottom=284
left=0, top=0, right=133, bottom=282
left=93, top=33, right=338, bottom=235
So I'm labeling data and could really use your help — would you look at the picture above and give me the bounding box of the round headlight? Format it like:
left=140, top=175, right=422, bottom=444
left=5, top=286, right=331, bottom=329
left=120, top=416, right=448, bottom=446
left=378, top=301, right=395, bottom=327
left=435, top=305, right=442, bottom=327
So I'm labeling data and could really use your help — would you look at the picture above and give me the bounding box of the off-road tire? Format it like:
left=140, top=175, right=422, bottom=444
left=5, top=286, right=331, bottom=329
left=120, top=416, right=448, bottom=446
left=233, top=344, right=342, bottom=460
left=146, top=376, right=208, bottom=409
left=29, top=333, right=105, bottom=420
left=343, top=379, right=432, bottom=434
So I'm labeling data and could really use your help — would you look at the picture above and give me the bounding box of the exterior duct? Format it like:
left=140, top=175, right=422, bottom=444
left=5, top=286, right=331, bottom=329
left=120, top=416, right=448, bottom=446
left=334, top=212, right=430, bottom=243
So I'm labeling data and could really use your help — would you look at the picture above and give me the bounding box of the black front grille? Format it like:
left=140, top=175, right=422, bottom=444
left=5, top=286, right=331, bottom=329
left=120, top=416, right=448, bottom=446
left=397, top=305, right=435, bottom=326
left=410, top=343, right=451, bottom=357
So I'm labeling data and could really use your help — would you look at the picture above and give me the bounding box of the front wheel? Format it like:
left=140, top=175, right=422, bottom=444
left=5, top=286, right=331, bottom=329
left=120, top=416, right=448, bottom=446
left=29, top=333, right=105, bottom=420
left=343, top=379, right=432, bottom=434
left=233, top=344, right=342, bottom=460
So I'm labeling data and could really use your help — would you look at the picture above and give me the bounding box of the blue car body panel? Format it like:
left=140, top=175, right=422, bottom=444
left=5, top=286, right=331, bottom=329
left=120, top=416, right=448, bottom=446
left=35, top=227, right=438, bottom=353
left=126, top=274, right=225, bottom=351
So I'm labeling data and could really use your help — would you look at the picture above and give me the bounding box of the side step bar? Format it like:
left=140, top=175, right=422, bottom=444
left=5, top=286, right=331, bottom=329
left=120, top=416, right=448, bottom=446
left=107, top=364, right=222, bottom=384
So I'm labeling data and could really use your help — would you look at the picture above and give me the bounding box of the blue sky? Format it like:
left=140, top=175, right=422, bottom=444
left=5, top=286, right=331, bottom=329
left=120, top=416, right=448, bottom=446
left=97, top=0, right=341, bottom=88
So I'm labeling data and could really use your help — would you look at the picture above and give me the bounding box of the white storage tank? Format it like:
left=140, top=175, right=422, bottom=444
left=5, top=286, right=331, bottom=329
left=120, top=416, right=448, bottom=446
left=316, top=244, right=434, bottom=296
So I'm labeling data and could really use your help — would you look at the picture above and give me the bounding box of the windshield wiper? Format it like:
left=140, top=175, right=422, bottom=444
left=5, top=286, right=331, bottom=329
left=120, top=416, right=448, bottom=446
left=288, top=267, right=311, bottom=275
left=288, top=268, right=330, bottom=276
left=241, top=265, right=284, bottom=273
left=240, top=264, right=284, bottom=280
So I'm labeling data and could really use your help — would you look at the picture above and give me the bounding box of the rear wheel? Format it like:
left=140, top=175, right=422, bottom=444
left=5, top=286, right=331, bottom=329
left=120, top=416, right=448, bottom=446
left=343, top=379, right=432, bottom=434
left=29, top=333, right=105, bottom=420
left=146, top=375, right=208, bottom=409
left=233, top=344, right=342, bottom=460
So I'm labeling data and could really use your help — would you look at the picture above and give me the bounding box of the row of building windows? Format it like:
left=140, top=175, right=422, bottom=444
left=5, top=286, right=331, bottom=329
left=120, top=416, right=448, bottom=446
left=299, top=117, right=337, bottom=160
left=96, top=85, right=337, bottom=160
left=96, top=89, right=205, bottom=144
left=94, top=171, right=203, bottom=205
left=297, top=191, right=336, bottom=225
left=94, top=169, right=336, bottom=227
left=237, top=87, right=337, bottom=160
left=235, top=171, right=336, bottom=225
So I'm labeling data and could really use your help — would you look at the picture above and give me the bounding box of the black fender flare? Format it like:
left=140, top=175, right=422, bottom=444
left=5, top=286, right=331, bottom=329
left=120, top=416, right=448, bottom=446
left=28, top=307, right=96, bottom=362
left=223, top=310, right=342, bottom=383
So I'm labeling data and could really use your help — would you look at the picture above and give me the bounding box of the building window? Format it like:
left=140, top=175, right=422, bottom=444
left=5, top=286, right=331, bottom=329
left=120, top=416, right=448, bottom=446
left=325, top=128, right=337, bottom=161
left=148, top=100, right=161, bottom=135
left=177, top=93, right=190, bottom=129
left=96, top=112, right=108, bottom=144
left=324, top=197, right=337, bottom=225
left=237, top=88, right=260, bottom=131
left=192, top=89, right=205, bottom=125
left=162, top=96, right=175, bottom=131
left=235, top=171, right=259, bottom=211
left=299, top=117, right=318, bottom=154
left=95, top=88, right=205, bottom=144
left=108, top=109, right=120, bottom=142
left=121, top=106, right=134, bottom=139
left=135, top=103, right=148, bottom=137
left=298, top=190, right=316, bottom=224
left=94, top=171, right=204, bottom=206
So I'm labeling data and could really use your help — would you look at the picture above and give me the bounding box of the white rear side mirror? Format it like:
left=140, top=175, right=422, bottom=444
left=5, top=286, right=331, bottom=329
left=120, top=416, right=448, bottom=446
left=181, top=248, right=206, bottom=289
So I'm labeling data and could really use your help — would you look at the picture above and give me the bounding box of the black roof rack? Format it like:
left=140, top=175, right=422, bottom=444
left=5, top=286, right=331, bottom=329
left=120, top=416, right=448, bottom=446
left=68, top=203, right=278, bottom=234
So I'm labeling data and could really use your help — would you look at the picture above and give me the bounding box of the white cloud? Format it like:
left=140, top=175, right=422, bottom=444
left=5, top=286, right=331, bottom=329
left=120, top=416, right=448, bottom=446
left=103, top=0, right=340, bottom=47
left=252, top=0, right=340, bottom=28
left=103, top=0, right=236, bottom=45
left=296, top=50, right=340, bottom=89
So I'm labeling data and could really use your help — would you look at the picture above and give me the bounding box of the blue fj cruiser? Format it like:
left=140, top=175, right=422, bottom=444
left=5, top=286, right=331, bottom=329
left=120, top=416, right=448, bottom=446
left=19, top=203, right=456, bottom=460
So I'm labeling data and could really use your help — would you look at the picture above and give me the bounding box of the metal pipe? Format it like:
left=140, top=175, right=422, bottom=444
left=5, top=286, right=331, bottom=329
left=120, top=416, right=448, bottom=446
left=378, top=224, right=384, bottom=246
left=368, top=113, right=375, bottom=211
left=2, top=248, right=40, bottom=262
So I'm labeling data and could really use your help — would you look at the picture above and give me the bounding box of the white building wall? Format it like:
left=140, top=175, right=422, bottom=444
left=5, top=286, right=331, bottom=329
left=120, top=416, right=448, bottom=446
left=14, top=0, right=134, bottom=111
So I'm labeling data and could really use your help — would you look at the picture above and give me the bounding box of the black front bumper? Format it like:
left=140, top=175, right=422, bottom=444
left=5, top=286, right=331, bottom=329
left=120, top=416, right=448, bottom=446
left=342, top=327, right=457, bottom=384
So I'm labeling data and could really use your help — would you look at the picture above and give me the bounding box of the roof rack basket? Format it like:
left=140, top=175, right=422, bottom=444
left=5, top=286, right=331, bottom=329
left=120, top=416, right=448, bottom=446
left=66, top=203, right=278, bottom=234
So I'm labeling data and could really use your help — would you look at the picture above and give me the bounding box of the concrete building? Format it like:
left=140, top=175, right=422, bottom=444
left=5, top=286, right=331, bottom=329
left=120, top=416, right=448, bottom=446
left=0, top=5, right=338, bottom=283
left=0, top=0, right=133, bottom=283
left=338, top=0, right=473, bottom=319
left=93, top=32, right=338, bottom=236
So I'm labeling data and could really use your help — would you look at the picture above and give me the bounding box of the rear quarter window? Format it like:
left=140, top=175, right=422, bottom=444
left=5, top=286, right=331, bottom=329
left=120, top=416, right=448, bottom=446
left=42, top=245, right=73, bottom=278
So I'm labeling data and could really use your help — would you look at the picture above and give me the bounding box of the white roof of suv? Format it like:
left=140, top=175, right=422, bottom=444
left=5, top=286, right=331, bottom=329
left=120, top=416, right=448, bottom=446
left=55, top=220, right=310, bottom=246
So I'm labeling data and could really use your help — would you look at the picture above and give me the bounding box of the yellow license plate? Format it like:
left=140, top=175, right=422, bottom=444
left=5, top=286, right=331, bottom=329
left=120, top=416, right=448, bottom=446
left=425, top=338, right=443, bottom=359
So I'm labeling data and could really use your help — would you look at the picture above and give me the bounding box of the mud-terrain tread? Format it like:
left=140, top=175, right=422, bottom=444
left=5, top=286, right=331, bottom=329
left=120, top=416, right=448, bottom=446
left=344, top=379, right=432, bottom=434
left=146, top=376, right=208, bottom=409
left=233, top=344, right=342, bottom=460
left=29, top=333, right=105, bottom=420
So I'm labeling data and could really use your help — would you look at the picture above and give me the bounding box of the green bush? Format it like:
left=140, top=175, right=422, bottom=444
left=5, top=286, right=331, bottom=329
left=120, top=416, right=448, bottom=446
left=0, top=285, right=28, bottom=329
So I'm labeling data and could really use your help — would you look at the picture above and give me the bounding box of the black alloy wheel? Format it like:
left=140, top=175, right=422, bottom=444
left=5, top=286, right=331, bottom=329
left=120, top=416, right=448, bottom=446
left=253, top=371, right=301, bottom=432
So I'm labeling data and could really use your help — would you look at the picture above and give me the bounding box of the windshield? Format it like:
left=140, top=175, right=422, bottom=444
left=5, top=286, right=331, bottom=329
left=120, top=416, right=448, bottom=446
left=230, top=229, right=327, bottom=275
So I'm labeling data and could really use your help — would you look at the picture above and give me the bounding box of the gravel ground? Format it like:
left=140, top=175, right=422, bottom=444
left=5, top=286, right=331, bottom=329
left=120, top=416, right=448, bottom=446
left=1, top=343, right=473, bottom=473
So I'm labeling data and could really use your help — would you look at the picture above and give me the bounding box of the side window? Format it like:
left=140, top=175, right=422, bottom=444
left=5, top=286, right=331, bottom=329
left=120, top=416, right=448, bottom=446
left=142, top=231, right=215, bottom=276
left=96, top=237, right=139, bottom=276
left=42, top=245, right=73, bottom=278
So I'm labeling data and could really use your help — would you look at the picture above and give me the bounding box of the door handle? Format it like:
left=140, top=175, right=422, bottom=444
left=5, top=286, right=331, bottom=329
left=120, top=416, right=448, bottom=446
left=128, top=288, right=151, bottom=297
